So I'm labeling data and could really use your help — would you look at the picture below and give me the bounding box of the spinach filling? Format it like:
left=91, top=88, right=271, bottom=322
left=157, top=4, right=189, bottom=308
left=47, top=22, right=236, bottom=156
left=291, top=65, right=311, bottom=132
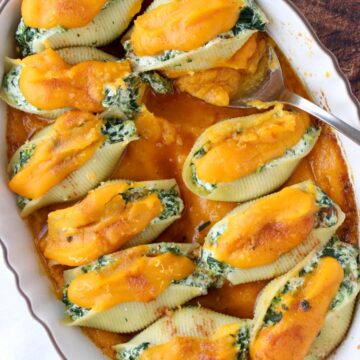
left=117, top=342, right=150, bottom=360
left=15, top=19, right=64, bottom=57
left=231, top=3, right=267, bottom=35
left=121, top=186, right=182, bottom=222
left=235, top=325, right=251, bottom=360
left=102, top=74, right=142, bottom=119
left=140, top=71, right=173, bottom=94
left=101, top=117, right=137, bottom=146
left=62, top=284, right=90, bottom=321
left=2, top=66, right=40, bottom=112
left=11, top=143, right=36, bottom=178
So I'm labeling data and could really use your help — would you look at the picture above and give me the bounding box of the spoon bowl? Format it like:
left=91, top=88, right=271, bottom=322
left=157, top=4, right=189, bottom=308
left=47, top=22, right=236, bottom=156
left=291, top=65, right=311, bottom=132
left=229, top=47, right=360, bottom=145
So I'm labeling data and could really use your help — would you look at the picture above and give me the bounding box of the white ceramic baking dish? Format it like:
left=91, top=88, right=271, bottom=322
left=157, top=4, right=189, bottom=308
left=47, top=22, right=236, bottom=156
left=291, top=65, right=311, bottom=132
left=0, top=0, right=358, bottom=359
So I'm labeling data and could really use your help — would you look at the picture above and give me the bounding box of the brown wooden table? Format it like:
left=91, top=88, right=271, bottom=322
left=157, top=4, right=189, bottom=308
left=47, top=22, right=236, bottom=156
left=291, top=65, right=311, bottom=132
left=291, top=0, right=359, bottom=99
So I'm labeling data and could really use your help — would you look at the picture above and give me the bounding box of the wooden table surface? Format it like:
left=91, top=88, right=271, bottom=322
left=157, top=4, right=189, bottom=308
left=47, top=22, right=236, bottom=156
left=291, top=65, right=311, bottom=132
left=292, top=0, right=359, bottom=99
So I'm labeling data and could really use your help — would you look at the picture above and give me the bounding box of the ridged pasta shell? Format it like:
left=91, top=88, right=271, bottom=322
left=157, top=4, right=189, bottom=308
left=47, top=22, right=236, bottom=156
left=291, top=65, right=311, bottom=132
left=182, top=107, right=321, bottom=202
left=251, top=239, right=360, bottom=359
left=114, top=306, right=250, bottom=356
left=125, top=0, right=267, bottom=72
left=63, top=243, right=203, bottom=333
left=55, top=47, right=118, bottom=64
left=202, top=181, right=345, bottom=285
left=55, top=178, right=184, bottom=253
left=305, top=298, right=356, bottom=360
left=0, top=47, right=117, bottom=118
left=7, top=118, right=139, bottom=217
left=17, top=0, right=143, bottom=55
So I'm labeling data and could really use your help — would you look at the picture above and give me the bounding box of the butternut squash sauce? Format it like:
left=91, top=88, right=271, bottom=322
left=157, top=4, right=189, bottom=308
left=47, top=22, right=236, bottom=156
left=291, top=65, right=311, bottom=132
left=19, top=49, right=130, bottom=112
left=140, top=323, right=240, bottom=360
left=22, top=0, right=108, bottom=29
left=131, top=0, right=244, bottom=56
left=9, top=110, right=104, bottom=199
left=6, top=44, right=358, bottom=359
left=195, top=108, right=311, bottom=183
left=43, top=183, right=163, bottom=266
left=68, top=250, right=195, bottom=312
left=205, top=186, right=319, bottom=268
left=250, top=257, right=344, bottom=360
left=172, top=34, right=267, bottom=106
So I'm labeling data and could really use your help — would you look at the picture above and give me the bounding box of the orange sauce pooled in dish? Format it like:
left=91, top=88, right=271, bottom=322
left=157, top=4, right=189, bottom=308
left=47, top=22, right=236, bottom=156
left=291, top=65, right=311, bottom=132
left=205, top=186, right=319, bottom=268
left=131, top=0, right=244, bottom=56
left=67, top=247, right=195, bottom=311
left=22, top=0, right=108, bottom=29
left=19, top=49, right=131, bottom=112
left=250, top=257, right=344, bottom=360
left=42, top=183, right=163, bottom=266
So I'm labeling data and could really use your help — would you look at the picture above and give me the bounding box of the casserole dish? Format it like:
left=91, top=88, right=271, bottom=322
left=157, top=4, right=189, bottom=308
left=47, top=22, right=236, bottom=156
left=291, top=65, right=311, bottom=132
left=0, top=0, right=358, bottom=359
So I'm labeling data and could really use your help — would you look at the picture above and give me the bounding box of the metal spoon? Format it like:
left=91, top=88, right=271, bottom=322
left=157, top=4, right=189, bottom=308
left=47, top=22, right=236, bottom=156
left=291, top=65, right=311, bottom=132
left=229, top=48, right=360, bottom=146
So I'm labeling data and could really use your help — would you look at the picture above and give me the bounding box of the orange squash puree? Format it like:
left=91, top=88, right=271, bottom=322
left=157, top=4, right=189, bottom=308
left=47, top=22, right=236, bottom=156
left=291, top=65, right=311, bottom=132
left=172, top=34, right=267, bottom=106
left=6, top=44, right=358, bottom=359
left=205, top=186, right=319, bottom=268
left=22, top=0, right=108, bottom=29
left=192, top=280, right=268, bottom=318
left=195, top=107, right=311, bottom=183
left=131, top=0, right=243, bottom=56
left=140, top=323, right=240, bottom=360
left=67, top=249, right=195, bottom=311
left=9, top=111, right=104, bottom=199
left=19, top=49, right=131, bottom=112
left=250, top=257, right=344, bottom=360
left=42, top=183, right=163, bottom=266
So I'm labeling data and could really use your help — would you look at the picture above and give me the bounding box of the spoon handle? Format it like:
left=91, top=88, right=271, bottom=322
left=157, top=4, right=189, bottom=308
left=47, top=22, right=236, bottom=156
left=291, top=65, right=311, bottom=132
left=280, top=89, right=360, bottom=146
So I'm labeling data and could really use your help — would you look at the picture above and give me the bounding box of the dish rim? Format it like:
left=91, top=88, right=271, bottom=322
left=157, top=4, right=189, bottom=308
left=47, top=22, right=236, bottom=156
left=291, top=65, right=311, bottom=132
left=0, top=0, right=358, bottom=359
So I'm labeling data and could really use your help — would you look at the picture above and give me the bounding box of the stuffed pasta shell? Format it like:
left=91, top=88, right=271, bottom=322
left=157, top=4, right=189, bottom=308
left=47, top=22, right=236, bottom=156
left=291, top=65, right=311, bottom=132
left=183, top=103, right=320, bottom=201
left=114, top=306, right=251, bottom=360
left=250, top=237, right=360, bottom=360
left=62, top=243, right=207, bottom=332
left=41, top=179, right=184, bottom=266
left=200, top=181, right=345, bottom=285
left=16, top=0, right=143, bottom=56
left=8, top=111, right=138, bottom=217
left=1, top=48, right=145, bottom=119
left=124, top=0, right=267, bottom=73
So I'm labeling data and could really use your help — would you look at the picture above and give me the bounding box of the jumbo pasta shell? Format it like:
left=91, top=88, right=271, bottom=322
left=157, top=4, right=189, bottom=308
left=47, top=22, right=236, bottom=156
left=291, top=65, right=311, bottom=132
left=182, top=105, right=321, bottom=202
left=63, top=243, right=203, bottom=333
left=16, top=0, right=143, bottom=56
left=8, top=117, right=139, bottom=217
left=125, top=0, right=267, bottom=72
left=201, top=181, right=345, bottom=285
left=251, top=238, right=360, bottom=359
left=97, top=179, right=184, bottom=250
left=114, top=306, right=250, bottom=358
left=0, top=47, right=117, bottom=118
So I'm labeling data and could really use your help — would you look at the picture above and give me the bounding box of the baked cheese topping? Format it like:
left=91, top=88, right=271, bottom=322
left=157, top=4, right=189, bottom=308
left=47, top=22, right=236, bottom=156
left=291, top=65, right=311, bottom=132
left=67, top=247, right=196, bottom=311
left=22, top=0, right=108, bottom=29
left=131, top=0, right=245, bottom=56
left=9, top=110, right=104, bottom=199
left=19, top=49, right=131, bottom=112
left=205, top=185, right=319, bottom=268
left=194, top=106, right=310, bottom=183
left=250, top=257, right=344, bottom=360
left=43, top=183, right=163, bottom=266
left=139, top=323, right=240, bottom=360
